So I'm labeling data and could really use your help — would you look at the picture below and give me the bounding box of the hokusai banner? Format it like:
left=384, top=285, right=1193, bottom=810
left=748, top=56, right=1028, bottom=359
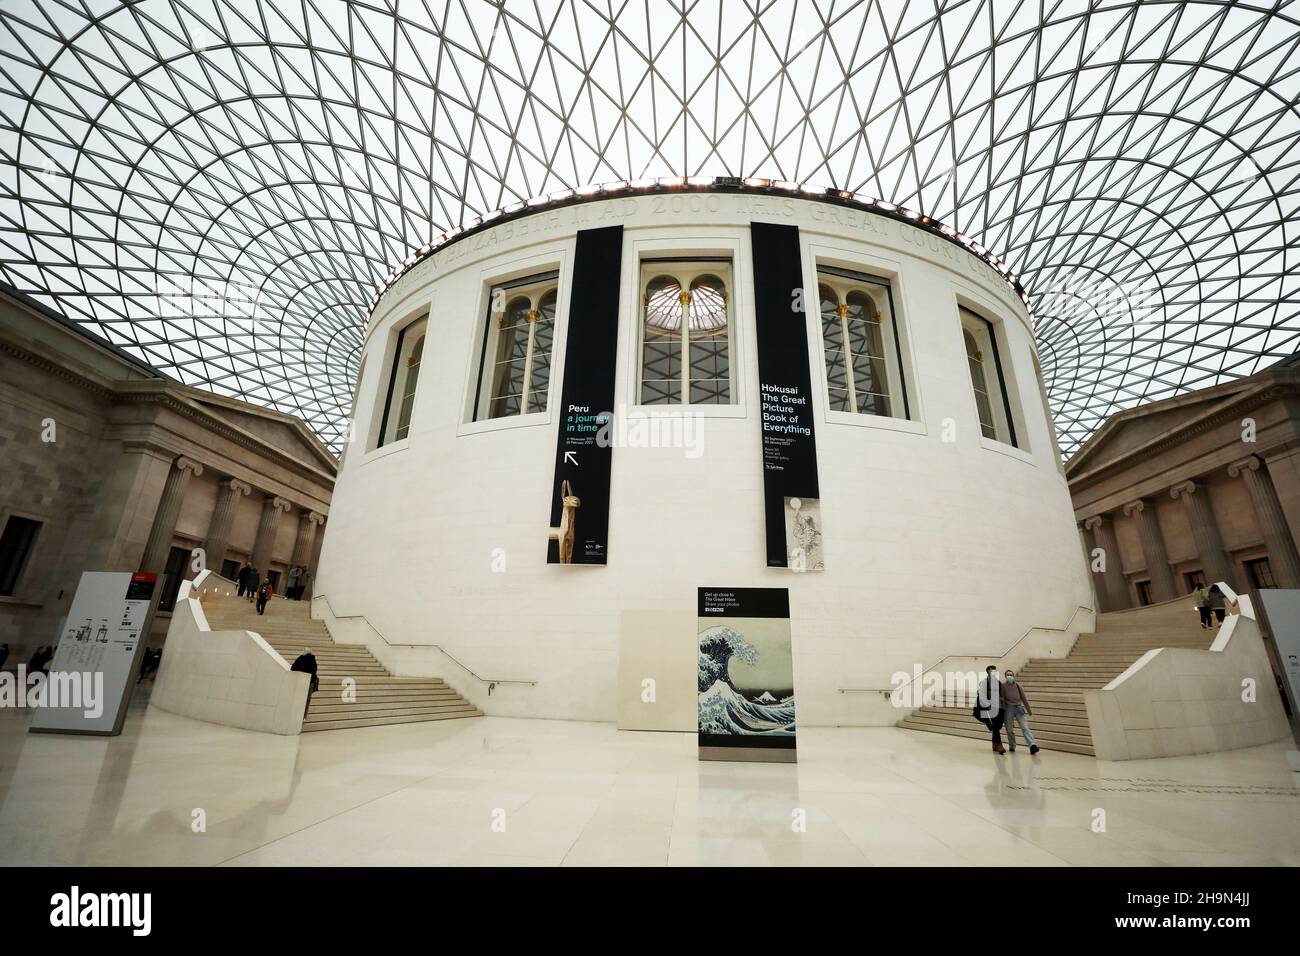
left=698, top=587, right=796, bottom=763
left=750, top=221, right=825, bottom=571
left=546, top=225, right=623, bottom=565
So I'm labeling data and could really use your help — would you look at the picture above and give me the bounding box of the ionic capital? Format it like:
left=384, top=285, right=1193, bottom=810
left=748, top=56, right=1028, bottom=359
left=1122, top=499, right=1146, bottom=517
left=1169, top=480, right=1200, bottom=500
left=1228, top=456, right=1261, bottom=478
left=175, top=455, right=203, bottom=477
left=1083, top=515, right=1106, bottom=532
left=225, top=477, right=252, bottom=496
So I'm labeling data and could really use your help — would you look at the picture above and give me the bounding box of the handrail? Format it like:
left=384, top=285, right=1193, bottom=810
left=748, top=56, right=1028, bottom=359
left=837, top=603, right=1094, bottom=696
left=310, top=593, right=536, bottom=688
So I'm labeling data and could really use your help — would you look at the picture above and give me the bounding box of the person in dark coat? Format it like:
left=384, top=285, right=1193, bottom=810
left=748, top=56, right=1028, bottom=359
left=243, top=564, right=260, bottom=602
left=1208, top=584, right=1227, bottom=624
left=235, top=562, right=252, bottom=597
left=27, top=645, right=52, bottom=676
left=255, top=578, right=273, bottom=615
left=291, top=649, right=319, bottom=717
left=975, top=665, right=1006, bottom=754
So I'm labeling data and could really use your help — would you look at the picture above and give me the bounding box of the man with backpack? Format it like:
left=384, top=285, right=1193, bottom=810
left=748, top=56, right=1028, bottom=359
left=974, top=665, right=1007, bottom=754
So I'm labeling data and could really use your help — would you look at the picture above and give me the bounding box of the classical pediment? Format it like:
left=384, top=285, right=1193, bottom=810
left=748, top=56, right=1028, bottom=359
left=1067, top=384, right=1253, bottom=475
left=188, top=394, right=337, bottom=472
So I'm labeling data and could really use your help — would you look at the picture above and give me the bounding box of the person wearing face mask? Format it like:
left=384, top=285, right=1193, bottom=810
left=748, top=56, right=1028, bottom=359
left=975, top=665, right=1006, bottom=754
left=1002, top=669, right=1039, bottom=754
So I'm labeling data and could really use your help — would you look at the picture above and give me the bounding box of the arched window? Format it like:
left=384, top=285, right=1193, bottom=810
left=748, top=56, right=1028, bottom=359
left=489, top=296, right=533, bottom=418
left=816, top=267, right=909, bottom=419
left=473, top=269, right=560, bottom=421
left=393, top=333, right=424, bottom=440
left=963, top=327, right=995, bottom=438
left=528, top=289, right=557, bottom=413
left=374, top=314, right=429, bottom=448
left=960, top=307, right=1018, bottom=446
left=639, top=262, right=734, bottom=405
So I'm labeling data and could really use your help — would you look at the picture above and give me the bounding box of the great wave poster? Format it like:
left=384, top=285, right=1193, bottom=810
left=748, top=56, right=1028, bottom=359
left=698, top=587, right=796, bottom=762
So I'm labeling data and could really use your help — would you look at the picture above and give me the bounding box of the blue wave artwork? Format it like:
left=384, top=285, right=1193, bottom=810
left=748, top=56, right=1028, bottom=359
left=698, top=624, right=796, bottom=736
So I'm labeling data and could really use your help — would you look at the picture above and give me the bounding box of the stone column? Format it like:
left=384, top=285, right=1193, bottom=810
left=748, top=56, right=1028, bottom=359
left=1228, top=456, right=1300, bottom=587
left=203, top=478, right=251, bottom=576
left=290, top=510, right=325, bottom=568
left=1084, top=514, right=1130, bottom=611
left=139, top=456, right=203, bottom=572
left=1169, top=480, right=1234, bottom=588
left=1122, top=499, right=1176, bottom=602
left=251, top=495, right=291, bottom=574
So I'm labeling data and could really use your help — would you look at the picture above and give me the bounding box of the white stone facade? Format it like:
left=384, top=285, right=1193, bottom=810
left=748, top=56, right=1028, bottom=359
left=316, top=190, right=1092, bottom=725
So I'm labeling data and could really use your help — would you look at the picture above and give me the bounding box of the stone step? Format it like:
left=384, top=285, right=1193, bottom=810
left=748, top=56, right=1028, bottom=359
left=913, top=708, right=1090, bottom=731
left=308, top=698, right=479, bottom=717
left=302, top=709, right=483, bottom=732
left=898, top=717, right=1095, bottom=755
left=315, top=676, right=448, bottom=688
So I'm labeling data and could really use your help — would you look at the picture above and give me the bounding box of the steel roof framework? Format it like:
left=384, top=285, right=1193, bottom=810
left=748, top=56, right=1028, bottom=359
left=1, top=0, right=1297, bottom=456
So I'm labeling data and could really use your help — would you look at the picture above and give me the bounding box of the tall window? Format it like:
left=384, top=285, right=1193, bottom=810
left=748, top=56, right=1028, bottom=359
left=960, top=306, right=1018, bottom=447
left=639, top=260, right=733, bottom=405
left=0, top=515, right=41, bottom=596
left=1245, top=557, right=1275, bottom=589
left=816, top=267, right=908, bottom=419
left=375, top=315, right=428, bottom=447
left=472, top=271, right=558, bottom=420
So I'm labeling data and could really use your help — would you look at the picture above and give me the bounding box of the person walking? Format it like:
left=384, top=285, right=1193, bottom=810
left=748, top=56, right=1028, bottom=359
left=975, top=665, right=1006, bottom=754
left=1208, top=584, right=1227, bottom=625
left=27, top=645, right=52, bottom=676
left=1192, top=583, right=1212, bottom=628
left=286, top=565, right=301, bottom=601
left=235, top=561, right=252, bottom=597
left=1001, top=669, right=1040, bottom=754
left=290, top=648, right=318, bottom=717
left=243, top=564, right=260, bottom=602
left=255, top=578, right=273, bottom=616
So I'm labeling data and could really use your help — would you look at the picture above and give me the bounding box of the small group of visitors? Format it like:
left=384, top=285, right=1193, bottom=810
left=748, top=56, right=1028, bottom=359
left=235, top=562, right=260, bottom=600
left=974, top=665, right=1039, bottom=755
left=285, top=565, right=311, bottom=600
left=234, top=560, right=285, bottom=615
left=1191, top=583, right=1227, bottom=628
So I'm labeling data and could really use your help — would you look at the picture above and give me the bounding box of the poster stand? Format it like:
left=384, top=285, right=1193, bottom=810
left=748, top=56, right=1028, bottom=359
left=29, top=570, right=164, bottom=737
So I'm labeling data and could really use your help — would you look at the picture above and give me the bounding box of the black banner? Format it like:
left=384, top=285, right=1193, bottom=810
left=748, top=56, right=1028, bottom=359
left=546, top=225, right=623, bottom=565
left=750, top=221, right=823, bottom=570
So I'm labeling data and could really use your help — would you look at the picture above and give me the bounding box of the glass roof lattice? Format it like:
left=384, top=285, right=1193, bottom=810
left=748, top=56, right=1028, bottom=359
left=1, top=0, right=1297, bottom=457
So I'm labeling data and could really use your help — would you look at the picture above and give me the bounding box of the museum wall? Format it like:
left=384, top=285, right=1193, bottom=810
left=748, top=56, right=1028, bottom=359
left=315, top=192, right=1092, bottom=724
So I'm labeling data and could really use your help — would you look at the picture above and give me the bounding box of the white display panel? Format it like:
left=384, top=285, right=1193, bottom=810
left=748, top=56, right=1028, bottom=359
left=1255, top=589, right=1300, bottom=738
left=29, top=571, right=161, bottom=736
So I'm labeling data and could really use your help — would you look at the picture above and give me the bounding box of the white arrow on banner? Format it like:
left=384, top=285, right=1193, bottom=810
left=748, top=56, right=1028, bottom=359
left=564, top=451, right=578, bottom=466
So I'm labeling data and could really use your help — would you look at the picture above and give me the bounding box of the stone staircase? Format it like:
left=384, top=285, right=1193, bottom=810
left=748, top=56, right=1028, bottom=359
left=200, top=589, right=481, bottom=732
left=897, top=596, right=1216, bottom=755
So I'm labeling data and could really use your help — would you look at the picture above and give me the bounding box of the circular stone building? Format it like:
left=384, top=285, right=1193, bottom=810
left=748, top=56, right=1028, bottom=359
left=315, top=182, right=1092, bottom=726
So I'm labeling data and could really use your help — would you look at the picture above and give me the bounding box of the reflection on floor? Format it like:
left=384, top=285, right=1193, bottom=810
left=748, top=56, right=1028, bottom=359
left=1, top=691, right=1297, bottom=866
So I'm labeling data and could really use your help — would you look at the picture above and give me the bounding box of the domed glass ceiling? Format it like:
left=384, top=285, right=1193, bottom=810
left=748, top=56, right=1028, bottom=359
left=1, top=1, right=1297, bottom=457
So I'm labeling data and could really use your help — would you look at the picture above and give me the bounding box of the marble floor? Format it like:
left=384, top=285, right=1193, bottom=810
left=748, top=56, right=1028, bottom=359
left=1, top=694, right=1297, bottom=866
